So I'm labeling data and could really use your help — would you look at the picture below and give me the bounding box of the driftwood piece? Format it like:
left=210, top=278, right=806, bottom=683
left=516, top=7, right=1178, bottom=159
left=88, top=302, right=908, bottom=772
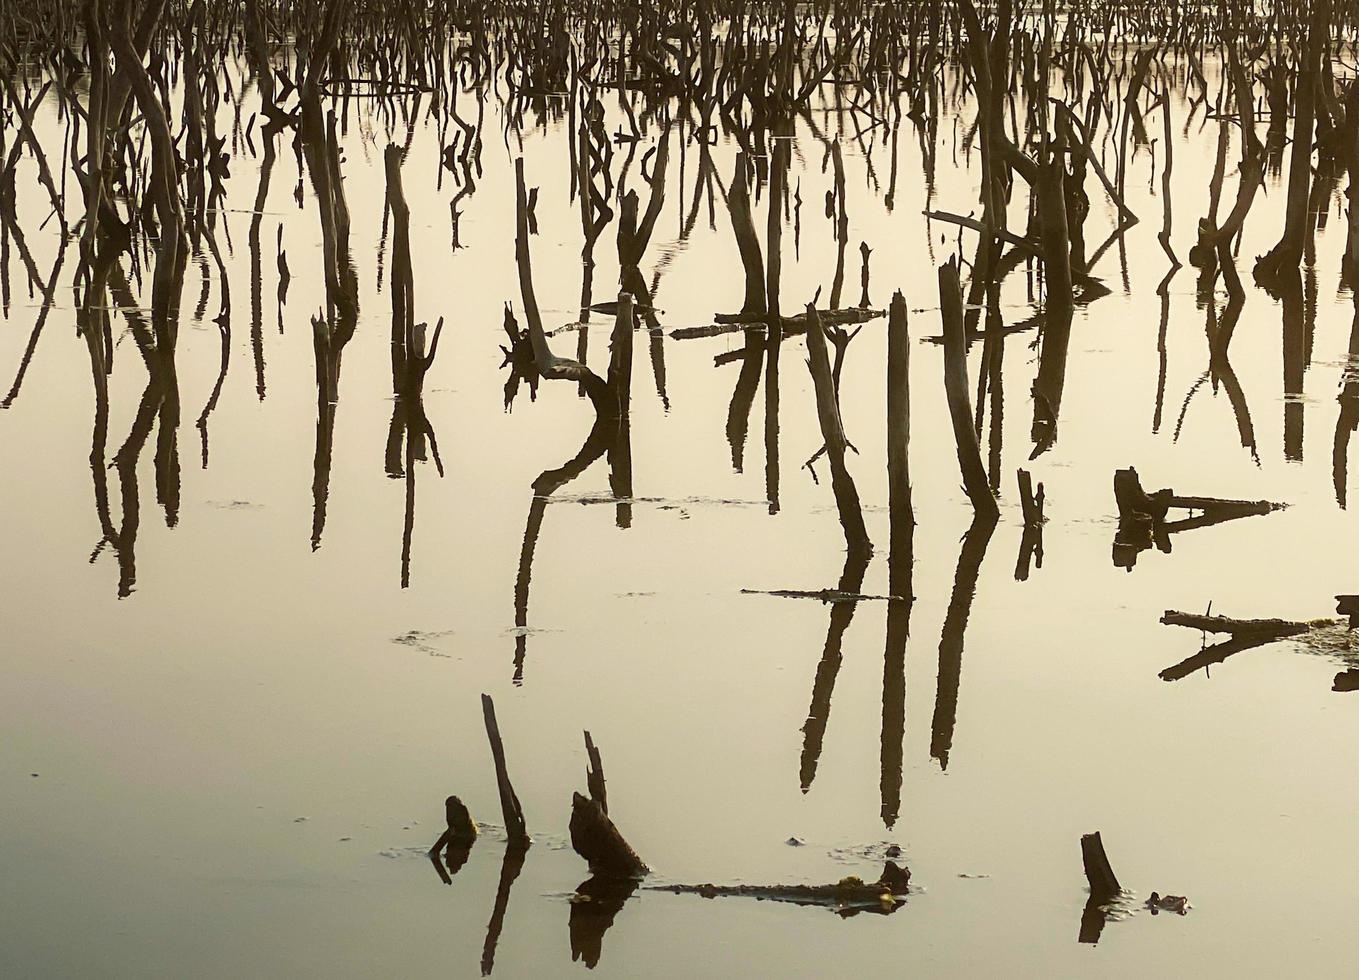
left=656, top=860, right=909, bottom=916
left=570, top=733, right=647, bottom=877
left=1160, top=611, right=1311, bottom=638
left=481, top=694, right=530, bottom=851
left=740, top=588, right=895, bottom=602
left=713, top=307, right=883, bottom=327
left=1156, top=609, right=1339, bottom=681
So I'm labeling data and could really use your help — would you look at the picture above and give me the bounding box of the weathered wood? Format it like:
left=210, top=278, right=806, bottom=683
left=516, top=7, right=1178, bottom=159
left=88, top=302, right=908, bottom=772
left=1018, top=469, right=1044, bottom=528
left=727, top=152, right=766, bottom=316
left=513, top=158, right=612, bottom=410
left=1116, top=467, right=1283, bottom=524
left=713, top=307, right=883, bottom=327
left=570, top=732, right=646, bottom=877
left=1337, top=595, right=1359, bottom=628
left=886, top=290, right=913, bottom=593
left=741, top=588, right=896, bottom=602
left=584, top=730, right=607, bottom=815
left=939, top=258, right=998, bottom=518
left=1160, top=611, right=1311, bottom=638
left=570, top=793, right=648, bottom=878
left=1081, top=831, right=1121, bottom=901
left=481, top=693, right=530, bottom=852
left=656, top=860, right=910, bottom=914
left=804, top=304, right=871, bottom=554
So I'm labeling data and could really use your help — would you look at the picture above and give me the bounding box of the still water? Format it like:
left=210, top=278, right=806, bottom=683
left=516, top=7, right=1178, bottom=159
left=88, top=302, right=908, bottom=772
left=3, top=52, right=1359, bottom=978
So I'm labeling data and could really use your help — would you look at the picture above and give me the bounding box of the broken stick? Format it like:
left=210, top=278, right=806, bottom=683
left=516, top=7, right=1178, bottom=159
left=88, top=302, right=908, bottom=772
left=481, top=693, right=530, bottom=851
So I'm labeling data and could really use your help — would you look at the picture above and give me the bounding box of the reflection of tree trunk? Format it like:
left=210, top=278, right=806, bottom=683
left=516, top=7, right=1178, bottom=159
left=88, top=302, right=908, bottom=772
left=480, top=848, right=527, bottom=976
left=1278, top=271, right=1306, bottom=461
left=930, top=513, right=997, bottom=770
left=1030, top=140, right=1074, bottom=458
left=726, top=332, right=764, bottom=471
left=1, top=234, right=66, bottom=409
left=1210, top=254, right=1258, bottom=460
left=569, top=874, right=638, bottom=970
left=114, top=380, right=164, bottom=598
left=249, top=136, right=277, bottom=401
left=513, top=414, right=612, bottom=683
left=800, top=546, right=871, bottom=792
left=1333, top=298, right=1359, bottom=507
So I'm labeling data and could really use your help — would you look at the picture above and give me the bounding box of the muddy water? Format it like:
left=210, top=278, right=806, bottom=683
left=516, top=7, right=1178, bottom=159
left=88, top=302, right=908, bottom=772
left=3, top=59, right=1359, bottom=978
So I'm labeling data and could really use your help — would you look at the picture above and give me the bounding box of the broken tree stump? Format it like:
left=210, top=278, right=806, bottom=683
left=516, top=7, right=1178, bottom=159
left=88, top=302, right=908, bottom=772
left=481, top=693, right=530, bottom=852
left=1113, top=467, right=1285, bottom=569
left=1080, top=831, right=1121, bottom=901
left=570, top=733, right=648, bottom=877
left=1015, top=469, right=1045, bottom=582
left=1115, top=467, right=1283, bottom=524
left=428, top=794, right=478, bottom=852
left=1018, top=469, right=1045, bottom=528
left=427, top=794, right=479, bottom=884
left=1336, top=595, right=1359, bottom=628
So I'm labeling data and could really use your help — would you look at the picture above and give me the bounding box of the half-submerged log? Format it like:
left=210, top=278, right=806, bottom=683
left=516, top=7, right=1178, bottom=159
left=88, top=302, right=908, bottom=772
left=1157, top=610, right=1323, bottom=682
left=1159, top=611, right=1311, bottom=638
left=1113, top=467, right=1284, bottom=569
left=656, top=860, right=909, bottom=917
left=482, top=694, right=530, bottom=852
left=570, top=733, right=647, bottom=877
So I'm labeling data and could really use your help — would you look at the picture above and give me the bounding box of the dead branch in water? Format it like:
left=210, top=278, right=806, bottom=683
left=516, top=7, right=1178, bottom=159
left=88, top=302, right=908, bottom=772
left=655, top=860, right=910, bottom=916
left=1160, top=611, right=1311, bottom=638
left=481, top=693, right=530, bottom=852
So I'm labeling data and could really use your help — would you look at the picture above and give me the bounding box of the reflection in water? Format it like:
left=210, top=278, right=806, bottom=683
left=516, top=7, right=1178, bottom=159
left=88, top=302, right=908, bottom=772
left=7, top=8, right=1359, bottom=974
left=481, top=847, right=527, bottom=975
left=725, top=331, right=764, bottom=471
left=799, top=545, right=872, bottom=792
left=1333, top=297, right=1359, bottom=507
left=930, top=513, right=997, bottom=771
left=568, top=873, right=638, bottom=970
left=300, top=96, right=359, bottom=551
